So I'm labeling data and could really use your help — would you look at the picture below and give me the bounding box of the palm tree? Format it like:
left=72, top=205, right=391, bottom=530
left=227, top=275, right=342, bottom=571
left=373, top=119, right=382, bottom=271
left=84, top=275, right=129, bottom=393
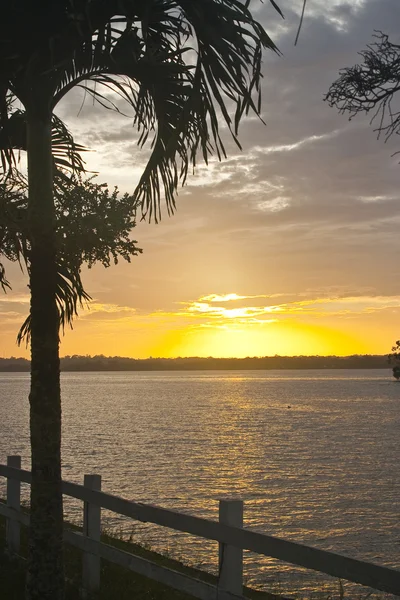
left=0, top=2, right=282, bottom=598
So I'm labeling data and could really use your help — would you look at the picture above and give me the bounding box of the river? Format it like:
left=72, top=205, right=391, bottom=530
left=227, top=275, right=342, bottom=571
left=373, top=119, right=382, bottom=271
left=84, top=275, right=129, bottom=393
left=0, top=369, right=399, bottom=596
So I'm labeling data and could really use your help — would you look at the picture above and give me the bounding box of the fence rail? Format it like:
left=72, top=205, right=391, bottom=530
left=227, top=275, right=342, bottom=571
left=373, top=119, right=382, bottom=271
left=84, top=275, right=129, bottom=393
left=1, top=457, right=399, bottom=598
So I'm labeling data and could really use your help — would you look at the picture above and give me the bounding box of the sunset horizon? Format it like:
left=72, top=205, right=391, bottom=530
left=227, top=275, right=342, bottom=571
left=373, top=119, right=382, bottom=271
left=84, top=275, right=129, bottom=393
left=0, top=285, right=397, bottom=360
left=1, top=0, right=399, bottom=362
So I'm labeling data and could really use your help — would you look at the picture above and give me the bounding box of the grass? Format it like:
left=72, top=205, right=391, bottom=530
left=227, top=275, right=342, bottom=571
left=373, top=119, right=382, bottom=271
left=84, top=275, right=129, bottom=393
left=0, top=506, right=391, bottom=600
left=0, top=511, right=284, bottom=600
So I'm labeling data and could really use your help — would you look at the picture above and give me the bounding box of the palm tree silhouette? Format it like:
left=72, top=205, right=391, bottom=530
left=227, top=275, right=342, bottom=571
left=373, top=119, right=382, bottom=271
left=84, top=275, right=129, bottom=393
left=0, top=2, right=282, bottom=598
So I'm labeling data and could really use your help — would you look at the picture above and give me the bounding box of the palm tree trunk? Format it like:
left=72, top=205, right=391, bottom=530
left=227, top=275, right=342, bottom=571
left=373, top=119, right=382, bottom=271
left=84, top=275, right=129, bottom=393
left=26, top=107, right=64, bottom=600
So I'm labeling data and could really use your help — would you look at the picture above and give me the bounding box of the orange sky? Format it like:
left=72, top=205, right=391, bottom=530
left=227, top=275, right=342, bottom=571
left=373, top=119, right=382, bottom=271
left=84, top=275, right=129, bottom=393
left=1, top=0, right=400, bottom=359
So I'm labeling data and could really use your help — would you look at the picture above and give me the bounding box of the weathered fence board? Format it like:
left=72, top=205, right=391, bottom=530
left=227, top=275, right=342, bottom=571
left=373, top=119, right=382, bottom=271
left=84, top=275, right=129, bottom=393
left=82, top=474, right=101, bottom=594
left=0, top=504, right=244, bottom=600
left=65, top=531, right=244, bottom=600
left=219, top=499, right=243, bottom=596
left=0, top=464, right=31, bottom=483
left=0, top=502, right=29, bottom=526
left=58, top=481, right=400, bottom=596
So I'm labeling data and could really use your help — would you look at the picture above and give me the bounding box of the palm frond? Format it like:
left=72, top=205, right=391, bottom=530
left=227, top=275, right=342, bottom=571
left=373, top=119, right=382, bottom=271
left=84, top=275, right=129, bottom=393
left=55, top=262, right=92, bottom=336
left=0, top=0, right=284, bottom=342
left=49, top=0, right=282, bottom=220
left=0, top=93, right=19, bottom=177
left=294, top=0, right=307, bottom=46
left=17, top=262, right=91, bottom=345
left=0, top=262, right=11, bottom=291
left=0, top=173, right=28, bottom=269
left=0, top=105, right=87, bottom=180
left=52, top=114, right=87, bottom=175
left=1, top=165, right=142, bottom=344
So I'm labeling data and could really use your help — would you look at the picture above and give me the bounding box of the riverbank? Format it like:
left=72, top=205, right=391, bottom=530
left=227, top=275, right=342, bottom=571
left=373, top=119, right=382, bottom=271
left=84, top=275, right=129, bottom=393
left=0, top=355, right=390, bottom=372
left=0, top=514, right=283, bottom=600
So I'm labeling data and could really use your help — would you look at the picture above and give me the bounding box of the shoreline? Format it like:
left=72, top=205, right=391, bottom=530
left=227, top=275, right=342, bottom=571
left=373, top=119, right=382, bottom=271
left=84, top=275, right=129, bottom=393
left=0, top=354, right=391, bottom=373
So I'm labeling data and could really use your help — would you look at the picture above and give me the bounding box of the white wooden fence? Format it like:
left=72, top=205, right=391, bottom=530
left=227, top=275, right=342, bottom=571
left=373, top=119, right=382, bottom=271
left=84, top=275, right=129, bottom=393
left=1, top=456, right=400, bottom=599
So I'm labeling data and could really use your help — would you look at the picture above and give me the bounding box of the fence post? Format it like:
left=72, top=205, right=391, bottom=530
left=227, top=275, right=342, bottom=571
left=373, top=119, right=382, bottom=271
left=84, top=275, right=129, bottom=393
left=218, top=499, right=243, bottom=597
left=82, top=474, right=101, bottom=596
left=6, top=455, right=21, bottom=556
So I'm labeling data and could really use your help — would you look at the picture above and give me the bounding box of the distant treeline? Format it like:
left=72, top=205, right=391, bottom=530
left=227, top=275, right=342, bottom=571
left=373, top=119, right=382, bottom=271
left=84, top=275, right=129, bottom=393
left=0, top=354, right=390, bottom=372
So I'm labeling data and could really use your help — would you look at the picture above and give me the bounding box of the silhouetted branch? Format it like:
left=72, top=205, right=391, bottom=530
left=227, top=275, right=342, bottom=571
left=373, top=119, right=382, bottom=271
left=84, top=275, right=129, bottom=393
left=325, top=31, right=400, bottom=145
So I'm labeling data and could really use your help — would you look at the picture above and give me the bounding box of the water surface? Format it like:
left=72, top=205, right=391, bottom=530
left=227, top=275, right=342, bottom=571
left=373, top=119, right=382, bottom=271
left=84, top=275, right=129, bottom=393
left=0, top=369, right=399, bottom=595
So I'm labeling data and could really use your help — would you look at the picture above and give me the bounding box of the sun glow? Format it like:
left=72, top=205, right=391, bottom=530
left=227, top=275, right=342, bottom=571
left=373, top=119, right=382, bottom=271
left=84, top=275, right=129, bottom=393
left=154, top=320, right=367, bottom=359
left=2, top=290, right=396, bottom=359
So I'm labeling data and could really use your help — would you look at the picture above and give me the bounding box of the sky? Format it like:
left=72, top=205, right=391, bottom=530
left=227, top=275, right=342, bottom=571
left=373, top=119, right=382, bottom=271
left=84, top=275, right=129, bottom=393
left=2, top=0, right=400, bottom=359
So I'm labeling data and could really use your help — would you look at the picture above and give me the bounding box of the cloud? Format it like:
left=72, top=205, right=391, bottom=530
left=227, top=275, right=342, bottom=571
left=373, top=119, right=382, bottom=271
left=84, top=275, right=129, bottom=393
left=0, top=294, right=30, bottom=305
left=187, top=301, right=279, bottom=318
left=254, top=130, right=342, bottom=155
left=0, top=311, right=25, bottom=325
left=148, top=291, right=400, bottom=332
left=2, top=0, right=400, bottom=358
left=79, top=302, right=136, bottom=320
left=199, top=293, right=266, bottom=303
